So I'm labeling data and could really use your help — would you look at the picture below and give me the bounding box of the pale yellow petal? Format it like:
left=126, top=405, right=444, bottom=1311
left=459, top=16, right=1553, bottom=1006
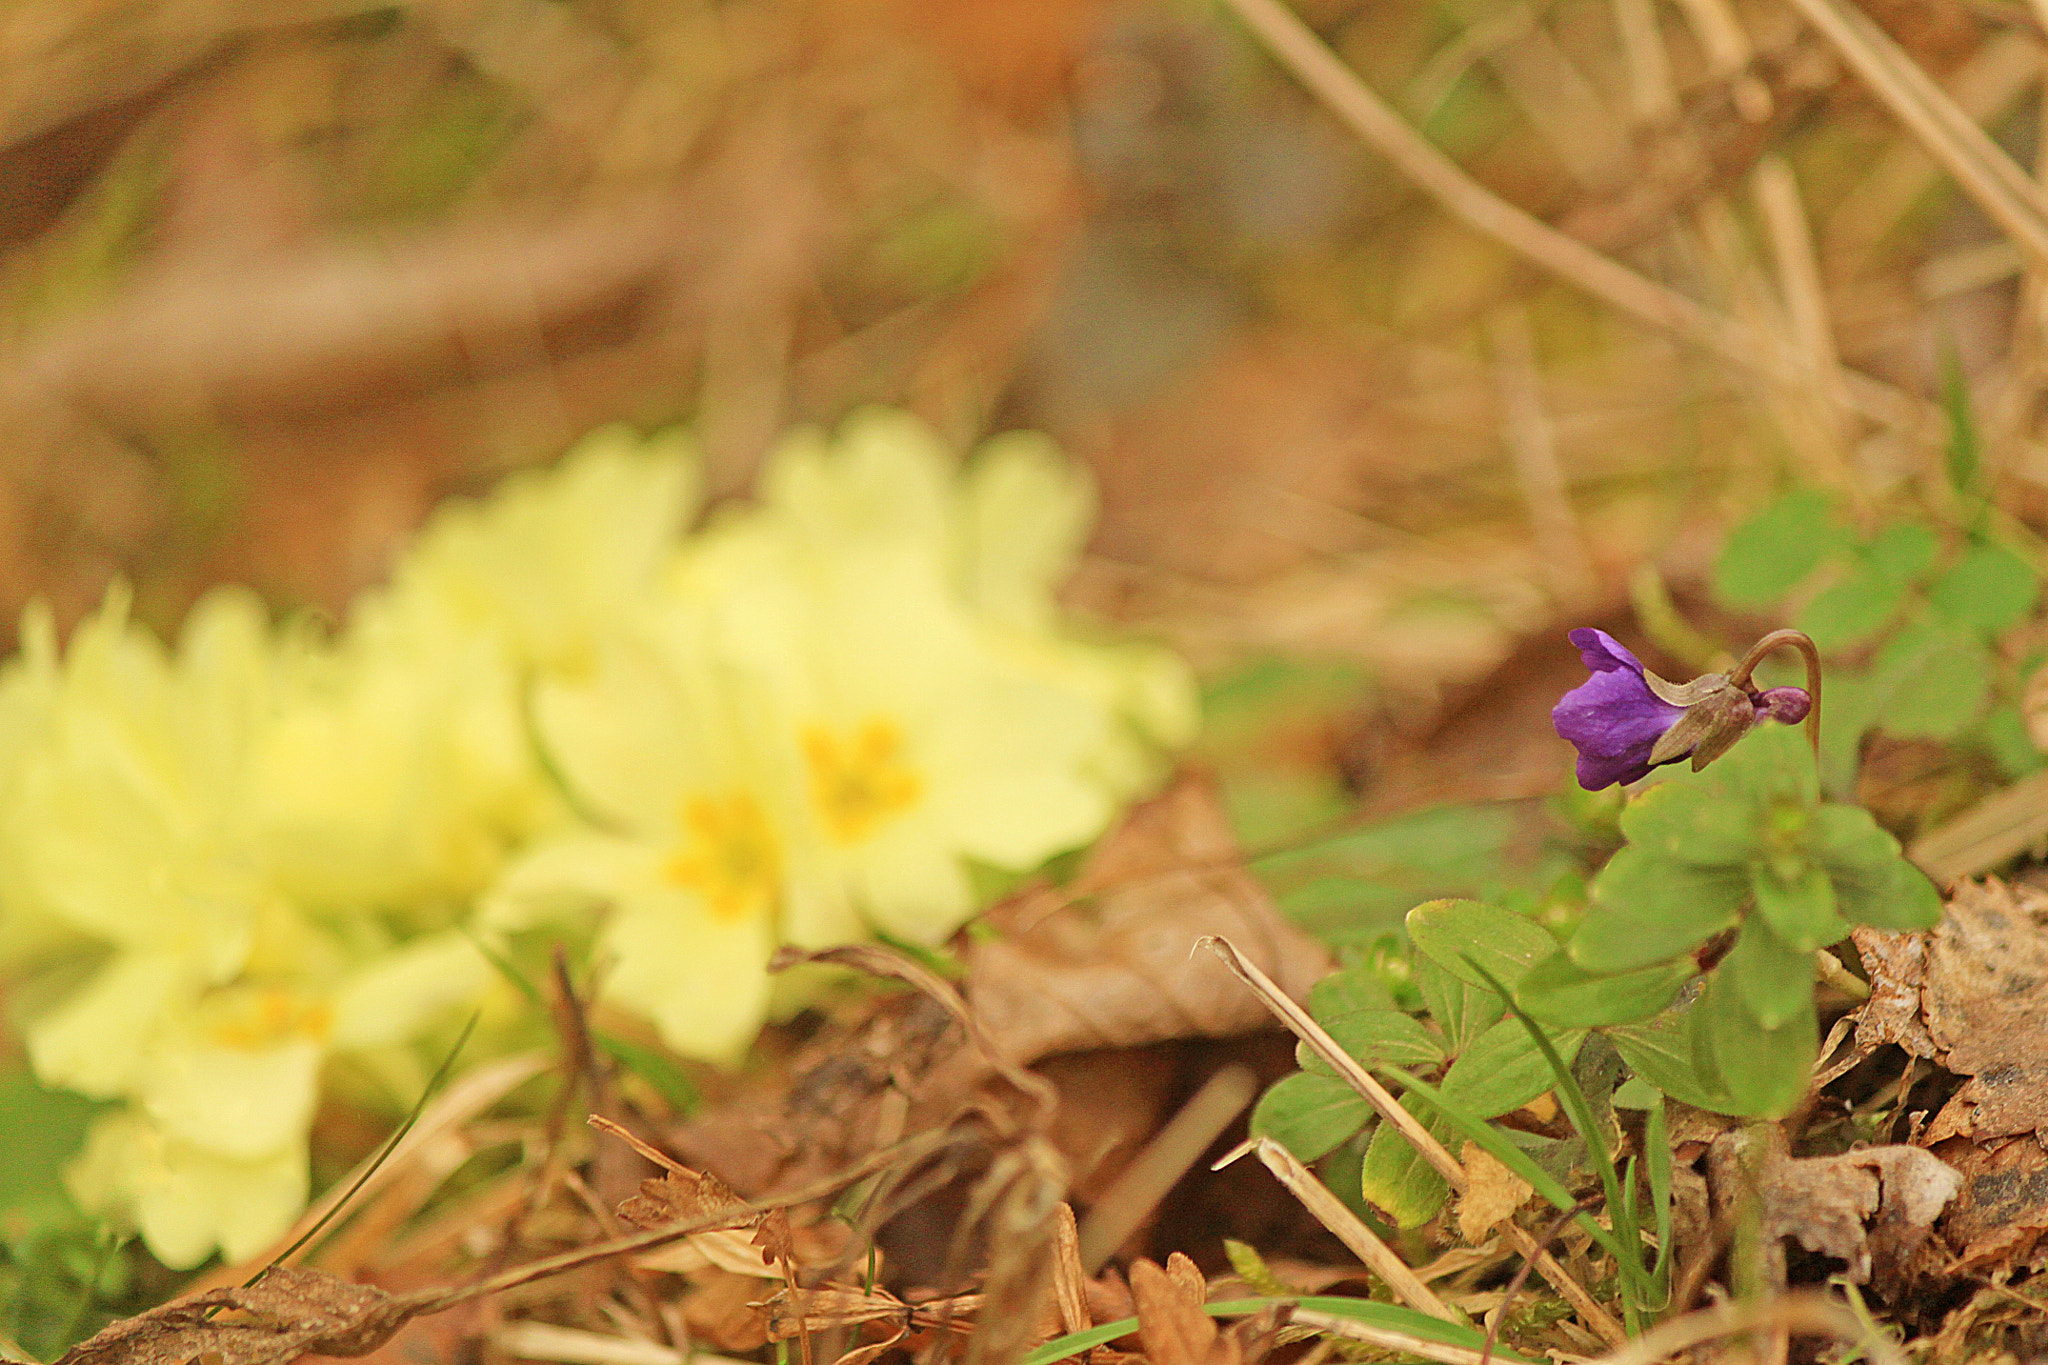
left=600, top=885, right=776, bottom=1066
left=329, top=931, right=493, bottom=1051
left=27, top=952, right=192, bottom=1097
left=140, top=1033, right=322, bottom=1161
left=479, top=834, right=653, bottom=931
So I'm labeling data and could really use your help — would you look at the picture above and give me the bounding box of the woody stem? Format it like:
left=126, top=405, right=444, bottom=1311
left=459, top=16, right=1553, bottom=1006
left=1727, top=627, right=1822, bottom=759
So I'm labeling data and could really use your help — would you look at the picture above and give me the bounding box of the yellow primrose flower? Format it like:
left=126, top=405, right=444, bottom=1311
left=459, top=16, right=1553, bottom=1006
left=67, top=1109, right=308, bottom=1270
left=358, top=423, right=700, bottom=681
left=745, top=408, right=1198, bottom=797
left=483, top=607, right=807, bottom=1064
left=13, top=586, right=285, bottom=1098
left=251, top=625, right=553, bottom=913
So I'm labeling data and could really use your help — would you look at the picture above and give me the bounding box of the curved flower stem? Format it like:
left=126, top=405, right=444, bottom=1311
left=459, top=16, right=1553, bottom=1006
left=1728, top=627, right=1823, bottom=759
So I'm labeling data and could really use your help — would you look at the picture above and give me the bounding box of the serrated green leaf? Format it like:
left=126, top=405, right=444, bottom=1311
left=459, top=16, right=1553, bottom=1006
left=1251, top=1072, right=1372, bottom=1162
left=1723, top=921, right=1816, bottom=1029
left=1750, top=862, right=1847, bottom=950
left=1929, top=540, right=2038, bottom=633
left=1439, top=1016, right=1585, bottom=1118
left=1359, top=1103, right=1454, bottom=1228
left=1413, top=955, right=1498, bottom=1053
left=1871, top=622, right=1991, bottom=740
left=1713, top=489, right=1849, bottom=607
left=1405, top=898, right=1558, bottom=991
left=1807, top=804, right=1942, bottom=931
left=1516, top=951, right=1693, bottom=1027
left=1605, top=1001, right=1736, bottom=1112
left=1300, top=1008, right=1447, bottom=1077
left=1797, top=568, right=1906, bottom=652
left=1618, top=780, right=1761, bottom=867
left=1576, top=846, right=1748, bottom=972
left=1702, top=965, right=1815, bottom=1117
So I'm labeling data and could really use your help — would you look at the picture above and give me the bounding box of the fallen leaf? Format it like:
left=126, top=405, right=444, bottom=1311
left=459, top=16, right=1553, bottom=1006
left=1928, top=1134, right=2048, bottom=1272
left=1915, top=881, right=2048, bottom=1143
left=56, top=1267, right=419, bottom=1365
left=1456, top=1141, right=1532, bottom=1243
left=1130, top=1254, right=1232, bottom=1365
left=1706, top=1126, right=1960, bottom=1293
left=967, top=773, right=1332, bottom=1063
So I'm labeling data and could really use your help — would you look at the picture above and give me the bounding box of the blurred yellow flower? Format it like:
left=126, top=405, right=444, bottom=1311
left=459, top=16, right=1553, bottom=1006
left=357, top=423, right=700, bottom=680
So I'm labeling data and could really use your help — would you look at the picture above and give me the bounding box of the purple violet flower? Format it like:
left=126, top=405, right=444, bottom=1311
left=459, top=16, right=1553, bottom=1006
left=1552, top=628, right=1813, bottom=790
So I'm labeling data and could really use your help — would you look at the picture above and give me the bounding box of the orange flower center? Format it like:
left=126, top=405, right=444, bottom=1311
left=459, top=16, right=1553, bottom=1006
left=665, top=791, right=781, bottom=922
left=803, top=719, right=923, bottom=844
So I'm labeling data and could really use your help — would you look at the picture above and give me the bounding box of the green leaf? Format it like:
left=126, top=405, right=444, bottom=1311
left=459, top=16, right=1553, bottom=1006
left=1870, top=621, right=1991, bottom=740
left=1439, top=1016, right=1586, bottom=1118
left=1405, top=899, right=1558, bottom=991
left=1309, top=962, right=1397, bottom=1018
left=1576, top=847, right=1747, bottom=972
left=1251, top=1072, right=1371, bottom=1162
left=1864, top=522, right=1939, bottom=583
left=1617, top=780, right=1761, bottom=867
left=1705, top=719, right=1820, bottom=809
left=1359, top=1102, right=1454, bottom=1228
left=1516, top=951, right=1694, bottom=1027
left=1605, top=1003, right=1737, bottom=1112
left=1701, top=966, right=1816, bottom=1117
left=1301, top=1008, right=1447, bottom=1076
left=1413, top=955, right=1499, bottom=1053
left=1808, top=805, right=1942, bottom=930
left=1797, top=568, right=1906, bottom=652
left=0, top=1069, right=101, bottom=1228
left=1750, top=862, right=1847, bottom=951
left=1928, top=540, right=2038, bottom=634
left=1983, top=702, right=2048, bottom=779
left=1712, top=489, right=1849, bottom=607
left=1723, top=921, right=1816, bottom=1029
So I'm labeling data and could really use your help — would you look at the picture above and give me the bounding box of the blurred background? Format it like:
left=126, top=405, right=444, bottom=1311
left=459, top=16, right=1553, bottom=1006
left=1, top=0, right=2038, bottom=809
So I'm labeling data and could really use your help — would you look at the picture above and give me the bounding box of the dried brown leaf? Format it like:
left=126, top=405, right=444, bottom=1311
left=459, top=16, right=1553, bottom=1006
left=1707, top=1126, right=1959, bottom=1292
left=1929, top=1134, right=2048, bottom=1273
left=55, top=1267, right=420, bottom=1365
left=1130, top=1256, right=1233, bottom=1365
left=1917, top=881, right=2048, bottom=1143
left=1456, top=1141, right=1533, bottom=1243
left=967, top=774, right=1330, bottom=1062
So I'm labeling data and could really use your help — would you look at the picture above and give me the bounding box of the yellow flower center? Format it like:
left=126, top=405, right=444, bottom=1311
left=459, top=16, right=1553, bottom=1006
left=204, top=989, right=333, bottom=1049
left=665, top=791, right=781, bottom=921
left=803, top=718, right=924, bottom=845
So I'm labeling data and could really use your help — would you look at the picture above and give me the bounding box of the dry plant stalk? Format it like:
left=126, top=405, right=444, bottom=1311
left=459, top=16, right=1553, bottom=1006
left=1197, top=936, right=1627, bottom=1347
left=1214, top=1135, right=1463, bottom=1325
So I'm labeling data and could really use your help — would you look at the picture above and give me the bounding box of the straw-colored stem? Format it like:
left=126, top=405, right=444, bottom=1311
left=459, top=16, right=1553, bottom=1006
left=1728, top=628, right=1823, bottom=760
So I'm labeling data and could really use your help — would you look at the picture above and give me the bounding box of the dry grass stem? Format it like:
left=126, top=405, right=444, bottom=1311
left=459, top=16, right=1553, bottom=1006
left=1077, top=1063, right=1261, bottom=1273
left=1486, top=304, right=1597, bottom=604
left=1217, top=1136, right=1463, bottom=1324
left=1609, top=0, right=1678, bottom=122
left=1197, top=937, right=1626, bottom=1346
left=1906, top=767, right=2048, bottom=881
left=489, top=1320, right=713, bottom=1365
left=1285, top=1309, right=1534, bottom=1365
left=1750, top=157, right=1855, bottom=486
left=1214, top=0, right=1928, bottom=441
left=1583, top=1292, right=1906, bottom=1365
left=1786, top=0, right=2048, bottom=267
